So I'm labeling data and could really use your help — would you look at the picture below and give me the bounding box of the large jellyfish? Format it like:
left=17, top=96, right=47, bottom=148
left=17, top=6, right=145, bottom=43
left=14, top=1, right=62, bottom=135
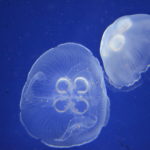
left=100, top=14, right=150, bottom=89
left=20, top=43, right=110, bottom=148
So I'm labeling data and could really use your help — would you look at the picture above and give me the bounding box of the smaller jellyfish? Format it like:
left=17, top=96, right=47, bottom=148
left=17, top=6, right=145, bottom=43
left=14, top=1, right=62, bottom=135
left=100, top=14, right=150, bottom=89
left=20, top=43, right=110, bottom=148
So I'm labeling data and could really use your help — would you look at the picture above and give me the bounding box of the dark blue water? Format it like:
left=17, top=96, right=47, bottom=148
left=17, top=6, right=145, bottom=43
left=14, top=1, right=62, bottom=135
left=1, top=0, right=150, bottom=150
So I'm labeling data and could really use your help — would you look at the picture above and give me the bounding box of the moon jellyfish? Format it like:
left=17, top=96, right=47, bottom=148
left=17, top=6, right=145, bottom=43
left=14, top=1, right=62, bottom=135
left=20, top=43, right=110, bottom=148
left=100, top=14, right=150, bottom=89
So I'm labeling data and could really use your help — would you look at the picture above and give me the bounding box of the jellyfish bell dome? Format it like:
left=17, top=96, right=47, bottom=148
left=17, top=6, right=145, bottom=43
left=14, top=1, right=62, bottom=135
left=100, top=14, right=150, bottom=90
left=20, top=43, right=110, bottom=148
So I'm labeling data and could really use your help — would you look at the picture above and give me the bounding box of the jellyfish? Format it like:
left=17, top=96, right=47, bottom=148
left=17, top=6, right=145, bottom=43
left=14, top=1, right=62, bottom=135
left=20, top=43, right=110, bottom=148
left=100, top=14, right=150, bottom=89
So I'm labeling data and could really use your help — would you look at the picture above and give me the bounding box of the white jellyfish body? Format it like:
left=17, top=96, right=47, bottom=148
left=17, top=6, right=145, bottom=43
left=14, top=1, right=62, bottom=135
left=20, top=43, right=110, bottom=148
left=100, top=14, right=150, bottom=89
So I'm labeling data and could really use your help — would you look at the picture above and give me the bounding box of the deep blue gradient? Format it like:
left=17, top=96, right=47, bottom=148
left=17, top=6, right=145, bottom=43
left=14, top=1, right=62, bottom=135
left=0, top=0, right=150, bottom=150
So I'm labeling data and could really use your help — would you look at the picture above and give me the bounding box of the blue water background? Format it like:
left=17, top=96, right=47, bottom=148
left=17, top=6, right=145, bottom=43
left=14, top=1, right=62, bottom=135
left=0, top=0, right=150, bottom=150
